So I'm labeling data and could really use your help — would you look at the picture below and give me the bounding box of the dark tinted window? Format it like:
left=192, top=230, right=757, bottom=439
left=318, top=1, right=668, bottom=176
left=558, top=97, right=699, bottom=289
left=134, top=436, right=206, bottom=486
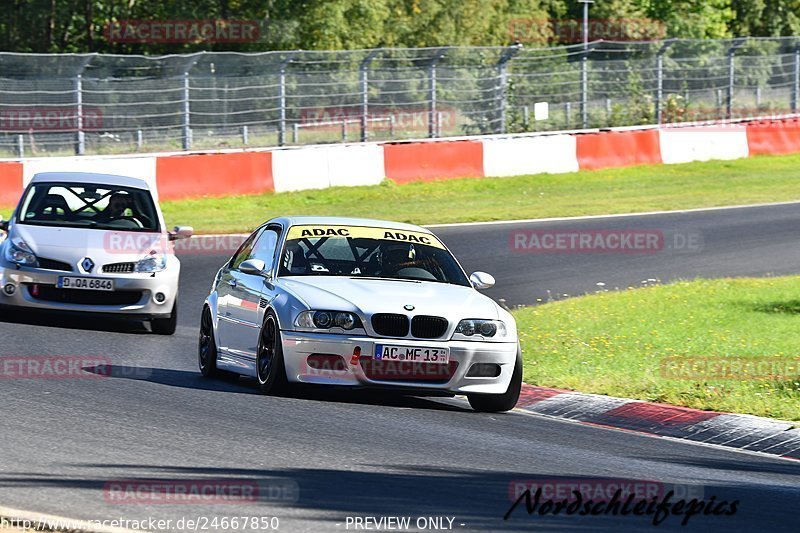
left=278, top=226, right=469, bottom=286
left=18, top=183, right=159, bottom=232
left=229, top=229, right=261, bottom=270
left=249, top=229, right=280, bottom=270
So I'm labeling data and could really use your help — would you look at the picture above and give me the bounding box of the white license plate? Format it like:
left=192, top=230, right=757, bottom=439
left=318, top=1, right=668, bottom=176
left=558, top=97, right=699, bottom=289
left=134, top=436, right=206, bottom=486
left=57, top=277, right=114, bottom=291
left=374, top=344, right=450, bottom=364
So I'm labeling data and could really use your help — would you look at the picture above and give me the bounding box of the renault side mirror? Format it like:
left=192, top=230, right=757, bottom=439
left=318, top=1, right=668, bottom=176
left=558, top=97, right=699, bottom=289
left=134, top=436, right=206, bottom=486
left=168, top=225, right=193, bottom=241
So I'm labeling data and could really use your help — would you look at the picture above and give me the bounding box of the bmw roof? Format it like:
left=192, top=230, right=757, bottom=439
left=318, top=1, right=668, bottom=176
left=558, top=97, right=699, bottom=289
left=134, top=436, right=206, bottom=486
left=272, top=216, right=434, bottom=234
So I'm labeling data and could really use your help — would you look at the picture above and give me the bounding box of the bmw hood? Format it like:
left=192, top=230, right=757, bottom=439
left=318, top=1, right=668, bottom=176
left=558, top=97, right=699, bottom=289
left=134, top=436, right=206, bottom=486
left=281, top=276, right=501, bottom=321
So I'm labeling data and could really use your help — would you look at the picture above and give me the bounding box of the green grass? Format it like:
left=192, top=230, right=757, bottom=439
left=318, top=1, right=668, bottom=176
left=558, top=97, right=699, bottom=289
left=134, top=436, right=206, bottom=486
left=4, top=152, right=800, bottom=232
left=513, top=276, right=800, bottom=421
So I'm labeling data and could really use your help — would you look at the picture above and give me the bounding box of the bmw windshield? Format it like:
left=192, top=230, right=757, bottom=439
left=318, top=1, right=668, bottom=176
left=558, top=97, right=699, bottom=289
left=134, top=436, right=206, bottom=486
left=278, top=225, right=470, bottom=286
left=17, top=182, right=160, bottom=232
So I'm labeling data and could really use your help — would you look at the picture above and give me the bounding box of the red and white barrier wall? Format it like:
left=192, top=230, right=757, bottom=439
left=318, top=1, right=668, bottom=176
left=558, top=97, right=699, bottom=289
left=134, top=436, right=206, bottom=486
left=1, top=118, right=799, bottom=205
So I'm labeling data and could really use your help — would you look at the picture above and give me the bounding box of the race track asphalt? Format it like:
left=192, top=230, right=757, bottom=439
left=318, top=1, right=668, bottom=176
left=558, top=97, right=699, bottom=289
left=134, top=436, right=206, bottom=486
left=1, top=203, right=799, bottom=532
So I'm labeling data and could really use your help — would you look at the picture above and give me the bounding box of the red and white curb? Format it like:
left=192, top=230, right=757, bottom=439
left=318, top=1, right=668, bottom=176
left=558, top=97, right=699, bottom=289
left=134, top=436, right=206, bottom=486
left=516, top=384, right=800, bottom=460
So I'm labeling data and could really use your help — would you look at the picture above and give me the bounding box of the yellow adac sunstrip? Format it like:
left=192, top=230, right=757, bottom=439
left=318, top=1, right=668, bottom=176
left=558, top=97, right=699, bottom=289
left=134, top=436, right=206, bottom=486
left=286, top=225, right=446, bottom=250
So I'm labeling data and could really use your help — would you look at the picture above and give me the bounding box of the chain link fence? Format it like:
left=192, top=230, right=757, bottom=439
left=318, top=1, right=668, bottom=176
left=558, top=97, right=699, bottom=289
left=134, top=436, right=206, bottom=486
left=0, top=37, right=798, bottom=157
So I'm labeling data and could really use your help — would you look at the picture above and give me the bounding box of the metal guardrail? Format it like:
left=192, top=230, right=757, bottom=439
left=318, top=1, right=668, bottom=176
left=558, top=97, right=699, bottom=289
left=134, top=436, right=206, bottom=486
left=0, top=38, right=798, bottom=157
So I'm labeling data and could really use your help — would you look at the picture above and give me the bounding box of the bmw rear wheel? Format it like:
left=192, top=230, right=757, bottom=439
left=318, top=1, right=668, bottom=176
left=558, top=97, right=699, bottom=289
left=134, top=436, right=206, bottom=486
left=198, top=306, right=219, bottom=377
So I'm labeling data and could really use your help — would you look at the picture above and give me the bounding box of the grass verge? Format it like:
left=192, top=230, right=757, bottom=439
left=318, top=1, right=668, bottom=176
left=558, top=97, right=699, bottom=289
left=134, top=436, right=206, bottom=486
left=3, top=153, right=800, bottom=232
left=513, top=276, right=800, bottom=421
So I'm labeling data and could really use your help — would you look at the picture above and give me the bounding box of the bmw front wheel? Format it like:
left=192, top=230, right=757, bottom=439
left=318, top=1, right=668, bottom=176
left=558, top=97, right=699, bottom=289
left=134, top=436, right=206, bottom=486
left=256, top=310, right=289, bottom=395
left=467, top=349, right=522, bottom=413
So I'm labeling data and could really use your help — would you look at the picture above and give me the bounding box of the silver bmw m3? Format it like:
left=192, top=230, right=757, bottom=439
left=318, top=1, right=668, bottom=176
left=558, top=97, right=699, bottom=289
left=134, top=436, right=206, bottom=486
left=199, top=216, right=522, bottom=412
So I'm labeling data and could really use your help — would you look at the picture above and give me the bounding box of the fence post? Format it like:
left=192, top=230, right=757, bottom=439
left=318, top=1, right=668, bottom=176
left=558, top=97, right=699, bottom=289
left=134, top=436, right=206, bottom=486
left=242, top=125, right=249, bottom=145
left=497, top=43, right=523, bottom=134
left=580, top=44, right=593, bottom=129
left=565, top=102, right=571, bottom=128
left=16, top=135, right=23, bottom=158
left=655, top=40, right=673, bottom=125
left=136, top=130, right=143, bottom=150
left=727, top=38, right=746, bottom=120
left=793, top=45, right=800, bottom=114
left=428, top=48, right=448, bottom=138
left=360, top=50, right=380, bottom=143
left=428, top=61, right=437, bottom=138
left=75, top=75, right=84, bottom=155
left=182, top=71, right=191, bottom=150
left=278, top=56, right=294, bottom=147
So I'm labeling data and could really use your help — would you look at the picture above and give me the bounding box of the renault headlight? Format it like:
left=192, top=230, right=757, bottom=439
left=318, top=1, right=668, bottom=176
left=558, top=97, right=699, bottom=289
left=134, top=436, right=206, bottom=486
left=4, top=240, right=37, bottom=266
left=134, top=252, right=167, bottom=273
left=453, top=319, right=508, bottom=341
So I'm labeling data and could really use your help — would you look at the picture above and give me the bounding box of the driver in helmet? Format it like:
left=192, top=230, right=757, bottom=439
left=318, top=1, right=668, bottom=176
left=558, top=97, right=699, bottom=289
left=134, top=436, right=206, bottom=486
left=98, top=193, right=132, bottom=221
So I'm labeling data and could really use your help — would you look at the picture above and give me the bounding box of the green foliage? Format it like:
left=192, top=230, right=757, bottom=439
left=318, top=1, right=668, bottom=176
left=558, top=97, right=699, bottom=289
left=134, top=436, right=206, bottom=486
left=731, top=0, right=800, bottom=37
left=0, top=1, right=795, bottom=54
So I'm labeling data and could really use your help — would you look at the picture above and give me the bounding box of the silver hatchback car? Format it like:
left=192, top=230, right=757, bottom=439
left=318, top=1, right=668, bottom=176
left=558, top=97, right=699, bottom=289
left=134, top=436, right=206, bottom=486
left=199, top=216, right=522, bottom=412
left=0, top=172, right=192, bottom=334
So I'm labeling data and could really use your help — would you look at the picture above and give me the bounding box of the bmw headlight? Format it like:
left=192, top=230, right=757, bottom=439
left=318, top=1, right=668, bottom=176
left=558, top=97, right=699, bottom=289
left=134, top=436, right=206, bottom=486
left=4, top=240, right=37, bottom=266
left=453, top=319, right=508, bottom=341
left=134, top=252, right=167, bottom=273
left=295, top=310, right=363, bottom=331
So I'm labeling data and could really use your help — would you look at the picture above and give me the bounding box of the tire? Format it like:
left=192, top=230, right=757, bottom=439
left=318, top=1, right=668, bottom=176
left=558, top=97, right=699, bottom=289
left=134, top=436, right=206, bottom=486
left=198, top=306, right=220, bottom=377
left=151, top=300, right=177, bottom=335
left=256, top=309, right=289, bottom=395
left=467, top=349, right=523, bottom=413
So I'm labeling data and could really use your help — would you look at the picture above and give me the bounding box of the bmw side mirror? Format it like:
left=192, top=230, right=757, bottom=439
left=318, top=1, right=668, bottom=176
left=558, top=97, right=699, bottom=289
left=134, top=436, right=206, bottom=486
left=470, top=271, right=495, bottom=290
left=169, top=225, right=193, bottom=241
left=239, top=258, right=267, bottom=276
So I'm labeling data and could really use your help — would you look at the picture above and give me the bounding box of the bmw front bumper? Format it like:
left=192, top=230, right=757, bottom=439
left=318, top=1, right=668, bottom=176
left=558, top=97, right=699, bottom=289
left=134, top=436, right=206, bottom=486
left=0, top=262, right=178, bottom=318
left=281, top=331, right=519, bottom=395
